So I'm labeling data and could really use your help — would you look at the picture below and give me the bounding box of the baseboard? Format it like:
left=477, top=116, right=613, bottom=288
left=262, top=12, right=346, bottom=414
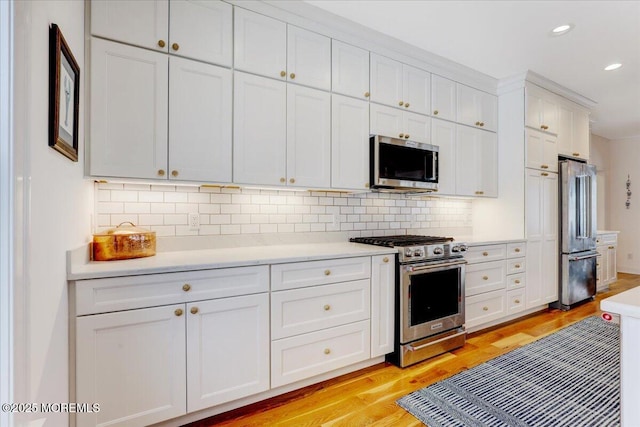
left=618, top=266, right=640, bottom=275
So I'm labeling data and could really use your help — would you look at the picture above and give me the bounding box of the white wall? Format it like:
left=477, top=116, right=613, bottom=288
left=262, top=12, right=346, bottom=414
left=13, top=1, right=93, bottom=425
left=606, top=136, right=640, bottom=274
left=590, top=133, right=611, bottom=230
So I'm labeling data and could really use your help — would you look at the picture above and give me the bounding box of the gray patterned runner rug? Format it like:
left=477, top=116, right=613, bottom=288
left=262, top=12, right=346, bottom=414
left=397, top=316, right=620, bottom=427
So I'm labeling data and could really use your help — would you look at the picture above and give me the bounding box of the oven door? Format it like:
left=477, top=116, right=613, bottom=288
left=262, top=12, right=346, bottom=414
left=400, top=259, right=466, bottom=344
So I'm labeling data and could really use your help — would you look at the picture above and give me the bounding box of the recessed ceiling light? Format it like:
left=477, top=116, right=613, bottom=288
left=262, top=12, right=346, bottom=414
left=604, top=63, right=622, bottom=71
left=551, top=24, right=574, bottom=36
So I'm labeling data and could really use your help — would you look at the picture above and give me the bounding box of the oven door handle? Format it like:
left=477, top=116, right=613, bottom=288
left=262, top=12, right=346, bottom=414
left=408, top=329, right=466, bottom=351
left=406, top=259, right=467, bottom=272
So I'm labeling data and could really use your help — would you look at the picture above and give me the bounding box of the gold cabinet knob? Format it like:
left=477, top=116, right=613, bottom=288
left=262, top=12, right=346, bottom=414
left=399, top=133, right=405, bottom=138
left=157, top=39, right=166, bottom=48
left=404, top=134, right=410, bottom=139
left=172, top=42, right=179, bottom=51
left=540, top=125, right=545, bottom=130
left=475, top=121, right=481, bottom=126
left=541, top=172, right=549, bottom=177
left=190, top=307, right=199, bottom=315
left=157, top=169, right=165, bottom=176
left=573, top=152, right=580, bottom=156
left=482, top=252, right=489, bottom=256
left=171, top=170, right=179, bottom=177
left=433, top=110, right=439, bottom=115
left=483, top=276, right=489, bottom=280
left=515, top=248, right=521, bottom=253
left=597, top=263, right=600, bottom=267
left=324, top=348, right=331, bottom=355
left=364, top=92, right=370, bottom=98
left=175, top=308, right=183, bottom=316
left=280, top=70, right=286, bottom=77
left=515, top=279, right=521, bottom=284
left=483, top=306, right=489, bottom=311
left=399, top=101, right=404, bottom=106
left=383, top=257, right=389, bottom=263
left=404, top=103, right=410, bottom=108
left=480, top=122, right=485, bottom=127
left=609, top=246, right=615, bottom=249
left=324, top=304, right=331, bottom=311
left=515, top=299, right=520, bottom=304
left=364, top=183, right=369, bottom=188
left=280, top=177, right=285, bottom=183
left=515, top=264, right=521, bottom=268
left=475, top=191, right=485, bottom=195
left=324, top=269, right=331, bottom=276
left=289, top=73, right=296, bottom=79
left=289, top=178, right=295, bottom=184
left=182, top=284, right=191, bottom=292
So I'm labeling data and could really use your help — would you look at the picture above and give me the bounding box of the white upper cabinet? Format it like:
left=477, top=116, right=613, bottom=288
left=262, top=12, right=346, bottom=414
left=332, top=95, right=370, bottom=190
left=90, top=38, right=168, bottom=179
left=525, top=84, right=558, bottom=134
left=370, top=103, right=431, bottom=144
left=169, top=57, right=232, bottom=183
left=332, top=40, right=370, bottom=100
left=169, top=0, right=233, bottom=66
left=91, top=0, right=232, bottom=66
left=431, top=118, right=456, bottom=195
left=370, top=54, right=431, bottom=115
left=456, top=83, right=497, bottom=132
left=526, top=128, right=558, bottom=173
left=234, top=7, right=287, bottom=80
left=91, top=0, right=169, bottom=51
left=431, top=75, right=456, bottom=121
left=557, top=98, right=590, bottom=160
left=287, top=25, right=331, bottom=90
left=455, top=125, right=497, bottom=197
left=233, top=72, right=287, bottom=186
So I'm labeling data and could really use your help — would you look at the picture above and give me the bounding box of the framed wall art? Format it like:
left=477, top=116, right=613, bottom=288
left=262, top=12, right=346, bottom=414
left=49, top=23, right=80, bottom=161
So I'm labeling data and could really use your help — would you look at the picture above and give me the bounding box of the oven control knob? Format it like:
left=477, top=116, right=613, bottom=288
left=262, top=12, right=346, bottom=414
left=451, top=246, right=460, bottom=253
left=404, top=248, right=413, bottom=257
left=413, top=248, right=424, bottom=257
left=433, top=247, right=444, bottom=255
left=458, top=245, right=468, bottom=253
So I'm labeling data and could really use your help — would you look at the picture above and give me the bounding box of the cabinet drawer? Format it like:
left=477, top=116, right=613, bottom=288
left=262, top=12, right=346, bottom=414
left=271, top=257, right=371, bottom=291
left=75, top=266, right=269, bottom=315
left=464, top=244, right=506, bottom=264
left=507, top=289, right=526, bottom=314
left=466, top=290, right=506, bottom=328
left=596, top=234, right=617, bottom=245
left=271, top=320, right=370, bottom=387
left=507, top=258, right=526, bottom=275
left=507, top=273, right=525, bottom=290
left=271, top=279, right=370, bottom=339
left=507, top=242, right=526, bottom=258
left=465, top=260, right=506, bottom=296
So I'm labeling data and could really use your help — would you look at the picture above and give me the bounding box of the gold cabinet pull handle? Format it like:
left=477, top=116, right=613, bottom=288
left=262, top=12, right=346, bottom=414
left=190, top=307, right=199, bottom=315
left=157, top=169, right=166, bottom=176
left=482, top=276, right=489, bottom=280
left=289, top=72, right=296, bottom=79
left=324, top=348, right=331, bottom=355
left=433, top=110, right=439, bottom=115
left=383, top=257, right=389, bottom=263
left=475, top=121, right=481, bottom=126
left=324, top=304, right=331, bottom=311
left=475, top=191, right=485, bottom=195
left=541, top=172, right=549, bottom=177
left=541, top=165, right=549, bottom=169
left=364, top=183, right=369, bottom=188
left=515, top=279, right=521, bottom=284
left=483, top=306, right=489, bottom=311
left=515, top=248, right=521, bottom=253
left=289, top=178, right=295, bottom=184
left=573, top=152, right=580, bottom=156
left=182, top=284, right=191, bottom=292
left=482, top=252, right=489, bottom=256
left=175, top=308, right=183, bottom=316
left=609, top=246, right=615, bottom=249
left=280, top=177, right=286, bottom=183
left=172, top=42, right=179, bottom=51
left=480, top=122, right=485, bottom=127
left=404, top=134, right=410, bottom=139
left=404, top=103, right=410, bottom=108
left=515, top=299, right=520, bottom=304
left=280, top=70, right=286, bottom=77
left=399, top=101, right=404, bottom=106
left=324, top=269, right=331, bottom=276
left=364, top=91, right=370, bottom=98
left=515, top=264, right=521, bottom=268
left=171, top=170, right=179, bottom=177
left=399, top=133, right=405, bottom=138
left=157, top=39, right=166, bottom=48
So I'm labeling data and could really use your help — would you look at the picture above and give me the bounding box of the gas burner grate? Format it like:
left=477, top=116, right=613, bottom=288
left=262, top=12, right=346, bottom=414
left=350, top=235, right=454, bottom=247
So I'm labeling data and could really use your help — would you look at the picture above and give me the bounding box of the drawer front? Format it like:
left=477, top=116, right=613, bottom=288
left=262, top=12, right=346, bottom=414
left=507, top=242, right=526, bottom=259
left=465, top=260, right=506, bottom=296
left=596, top=234, right=617, bottom=245
left=271, top=279, right=370, bottom=339
left=271, top=320, right=370, bottom=388
left=465, top=290, right=506, bottom=328
left=271, top=257, right=371, bottom=291
left=464, top=244, right=506, bottom=264
left=507, top=273, right=525, bottom=290
left=75, top=266, right=269, bottom=316
left=507, top=289, right=526, bottom=314
left=506, top=258, right=526, bottom=275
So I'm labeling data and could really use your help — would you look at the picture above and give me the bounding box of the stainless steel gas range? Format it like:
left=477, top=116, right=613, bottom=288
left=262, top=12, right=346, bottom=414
left=350, top=235, right=468, bottom=367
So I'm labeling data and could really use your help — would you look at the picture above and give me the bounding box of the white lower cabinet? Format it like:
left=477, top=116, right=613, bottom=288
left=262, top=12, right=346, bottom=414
left=596, top=233, right=618, bottom=291
left=370, top=254, right=395, bottom=357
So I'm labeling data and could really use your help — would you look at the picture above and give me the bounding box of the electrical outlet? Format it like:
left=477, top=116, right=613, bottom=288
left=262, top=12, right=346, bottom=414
left=628, top=253, right=633, bottom=260
left=188, top=213, right=200, bottom=231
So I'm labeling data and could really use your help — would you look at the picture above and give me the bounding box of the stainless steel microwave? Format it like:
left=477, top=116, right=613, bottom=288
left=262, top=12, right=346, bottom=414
left=370, top=135, right=439, bottom=192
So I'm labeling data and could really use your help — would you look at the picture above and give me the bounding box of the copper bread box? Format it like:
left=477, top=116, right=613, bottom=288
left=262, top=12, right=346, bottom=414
left=92, top=222, right=156, bottom=261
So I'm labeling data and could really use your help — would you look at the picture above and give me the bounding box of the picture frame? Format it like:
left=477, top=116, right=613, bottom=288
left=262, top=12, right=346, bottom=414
left=49, top=23, right=80, bottom=162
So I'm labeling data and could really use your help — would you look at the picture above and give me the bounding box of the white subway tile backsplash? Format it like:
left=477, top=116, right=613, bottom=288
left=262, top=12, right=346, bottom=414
left=95, top=183, right=473, bottom=238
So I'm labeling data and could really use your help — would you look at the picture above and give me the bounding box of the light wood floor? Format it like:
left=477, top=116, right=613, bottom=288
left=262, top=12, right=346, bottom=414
left=188, top=273, right=640, bottom=427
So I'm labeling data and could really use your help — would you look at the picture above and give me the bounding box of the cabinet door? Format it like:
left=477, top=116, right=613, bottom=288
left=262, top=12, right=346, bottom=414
left=169, top=0, right=232, bottom=66
left=541, top=96, right=559, bottom=134
left=403, top=111, right=431, bottom=144
left=480, top=91, right=498, bottom=132
left=287, top=85, right=331, bottom=188
left=541, top=172, right=559, bottom=303
left=234, top=7, right=286, bottom=79
left=526, top=128, right=557, bottom=172
left=431, top=74, right=456, bottom=121
left=76, top=305, right=186, bottom=427
left=431, top=118, right=456, bottom=195
left=370, top=54, right=402, bottom=108
left=526, top=85, right=557, bottom=133
left=402, top=64, right=430, bottom=115
left=169, top=57, right=231, bottom=182
left=186, top=294, right=269, bottom=412
left=287, top=25, right=331, bottom=90
left=557, top=102, right=573, bottom=157
left=91, top=0, right=168, bottom=51
left=332, top=95, right=370, bottom=190
left=455, top=125, right=480, bottom=196
left=371, top=255, right=395, bottom=357
left=457, top=84, right=496, bottom=131
left=90, top=38, right=168, bottom=179
left=478, top=131, right=498, bottom=197
left=332, top=40, right=369, bottom=100
left=606, top=245, right=617, bottom=284
left=370, top=103, right=403, bottom=139
left=233, top=72, right=286, bottom=185
left=572, top=109, right=590, bottom=159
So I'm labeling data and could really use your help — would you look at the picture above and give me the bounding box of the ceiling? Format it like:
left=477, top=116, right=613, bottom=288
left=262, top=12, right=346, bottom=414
left=305, top=0, right=640, bottom=141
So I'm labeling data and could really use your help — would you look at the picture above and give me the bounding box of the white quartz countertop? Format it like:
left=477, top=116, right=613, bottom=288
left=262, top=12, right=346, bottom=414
left=464, top=238, right=526, bottom=246
left=67, top=242, right=398, bottom=281
left=601, top=287, right=640, bottom=319
left=597, top=230, right=620, bottom=235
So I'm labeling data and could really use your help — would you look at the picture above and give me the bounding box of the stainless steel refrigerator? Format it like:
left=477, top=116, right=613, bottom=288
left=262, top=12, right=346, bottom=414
left=556, top=159, right=598, bottom=310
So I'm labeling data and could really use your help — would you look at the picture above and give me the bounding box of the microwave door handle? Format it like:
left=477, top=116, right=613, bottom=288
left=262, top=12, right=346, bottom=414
left=432, top=152, right=437, bottom=181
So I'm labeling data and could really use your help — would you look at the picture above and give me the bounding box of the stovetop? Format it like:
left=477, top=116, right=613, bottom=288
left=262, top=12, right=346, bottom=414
left=350, top=235, right=467, bottom=263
